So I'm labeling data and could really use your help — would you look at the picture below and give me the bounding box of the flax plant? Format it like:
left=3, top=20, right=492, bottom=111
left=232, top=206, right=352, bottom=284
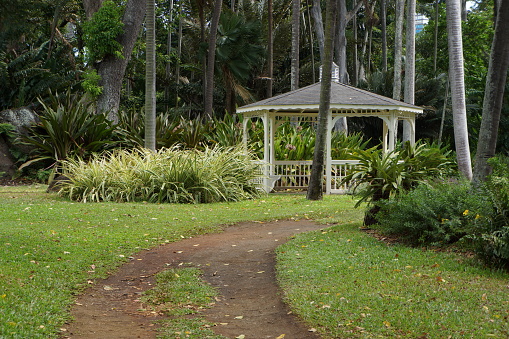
left=58, top=146, right=261, bottom=203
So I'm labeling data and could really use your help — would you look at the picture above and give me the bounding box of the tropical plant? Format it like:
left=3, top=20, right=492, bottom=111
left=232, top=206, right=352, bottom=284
left=340, top=142, right=454, bottom=225
left=376, top=180, right=491, bottom=246
left=19, top=90, right=116, bottom=176
left=58, top=146, right=262, bottom=203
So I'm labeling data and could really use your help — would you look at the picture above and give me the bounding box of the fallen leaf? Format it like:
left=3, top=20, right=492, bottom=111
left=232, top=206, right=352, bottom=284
left=234, top=316, right=244, bottom=319
left=308, top=328, right=317, bottom=332
left=383, top=321, right=391, bottom=328
left=276, top=335, right=286, bottom=339
left=236, top=335, right=245, bottom=339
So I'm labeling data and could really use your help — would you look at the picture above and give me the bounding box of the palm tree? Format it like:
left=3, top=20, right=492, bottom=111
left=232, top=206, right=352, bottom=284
left=215, top=11, right=264, bottom=114
left=446, top=0, right=472, bottom=179
left=291, top=0, right=300, bottom=90
left=473, top=1, right=509, bottom=183
left=307, top=0, right=337, bottom=200
left=144, top=0, right=156, bottom=151
left=393, top=0, right=405, bottom=100
left=204, top=0, right=224, bottom=119
left=403, top=0, right=416, bottom=142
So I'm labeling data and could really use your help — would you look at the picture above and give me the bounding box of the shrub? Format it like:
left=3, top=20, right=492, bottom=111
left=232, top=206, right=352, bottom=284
left=341, top=141, right=454, bottom=225
left=19, top=90, right=116, bottom=177
left=58, top=146, right=261, bottom=203
left=468, top=157, right=509, bottom=268
left=376, top=181, right=493, bottom=246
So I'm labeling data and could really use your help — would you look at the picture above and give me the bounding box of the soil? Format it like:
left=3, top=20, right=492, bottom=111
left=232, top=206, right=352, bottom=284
left=60, top=219, right=328, bottom=339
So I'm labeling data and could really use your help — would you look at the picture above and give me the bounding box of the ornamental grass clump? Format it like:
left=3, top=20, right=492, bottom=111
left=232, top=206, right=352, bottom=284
left=58, top=146, right=261, bottom=203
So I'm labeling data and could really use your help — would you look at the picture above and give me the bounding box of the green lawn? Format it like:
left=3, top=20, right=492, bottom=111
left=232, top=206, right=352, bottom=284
left=0, top=186, right=346, bottom=338
left=2, top=186, right=509, bottom=338
left=277, top=222, right=509, bottom=338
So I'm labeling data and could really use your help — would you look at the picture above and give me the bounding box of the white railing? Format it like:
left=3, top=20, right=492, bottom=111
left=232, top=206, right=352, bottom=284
left=267, top=160, right=360, bottom=194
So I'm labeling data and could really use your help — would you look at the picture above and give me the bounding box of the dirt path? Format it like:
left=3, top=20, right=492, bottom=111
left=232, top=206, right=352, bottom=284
left=62, top=220, right=326, bottom=339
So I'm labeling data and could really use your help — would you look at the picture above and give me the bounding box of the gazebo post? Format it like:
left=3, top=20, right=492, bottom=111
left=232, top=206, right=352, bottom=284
left=242, top=116, right=250, bottom=153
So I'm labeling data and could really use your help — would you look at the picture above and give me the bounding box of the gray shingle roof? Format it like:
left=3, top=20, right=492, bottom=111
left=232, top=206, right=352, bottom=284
left=238, top=81, right=422, bottom=112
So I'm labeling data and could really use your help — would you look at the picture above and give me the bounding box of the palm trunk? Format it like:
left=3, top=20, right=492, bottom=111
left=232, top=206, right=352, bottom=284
left=446, top=0, right=472, bottom=180
left=204, top=0, right=223, bottom=119
left=145, top=0, right=156, bottom=151
left=393, top=0, right=405, bottom=100
left=267, top=0, right=274, bottom=97
left=381, top=0, right=387, bottom=71
left=291, top=0, right=300, bottom=90
left=307, top=0, right=337, bottom=201
left=403, top=0, right=416, bottom=142
left=473, top=1, right=509, bottom=183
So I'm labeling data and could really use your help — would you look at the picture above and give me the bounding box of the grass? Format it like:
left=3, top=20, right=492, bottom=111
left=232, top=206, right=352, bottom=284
left=0, top=185, right=346, bottom=338
left=276, top=221, right=509, bottom=338
left=3, top=185, right=509, bottom=339
left=142, top=267, right=227, bottom=338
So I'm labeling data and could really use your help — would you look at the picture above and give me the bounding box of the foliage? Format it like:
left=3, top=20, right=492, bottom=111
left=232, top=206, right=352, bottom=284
left=82, top=0, right=125, bottom=63
left=376, top=180, right=492, bottom=246
left=468, top=156, right=509, bottom=268
left=0, top=43, right=79, bottom=110
left=0, top=188, right=349, bottom=338
left=81, top=69, right=103, bottom=97
left=276, top=222, right=509, bottom=338
left=58, top=146, right=262, bottom=203
left=19, top=90, right=116, bottom=174
left=341, top=142, right=455, bottom=225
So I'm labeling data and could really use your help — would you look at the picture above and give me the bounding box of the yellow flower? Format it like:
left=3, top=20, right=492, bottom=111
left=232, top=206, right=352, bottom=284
left=475, top=214, right=481, bottom=219
left=463, top=210, right=469, bottom=216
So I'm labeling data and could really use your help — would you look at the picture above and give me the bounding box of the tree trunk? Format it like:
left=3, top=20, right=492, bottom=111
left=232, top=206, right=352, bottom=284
left=403, top=0, right=416, bottom=142
left=381, top=0, right=387, bottom=71
left=164, top=0, right=173, bottom=111
left=307, top=0, right=337, bottom=201
left=144, top=0, right=156, bottom=151
left=461, top=0, right=467, bottom=21
left=267, top=0, right=274, bottom=97
left=91, top=0, right=147, bottom=123
left=310, top=0, right=325, bottom=62
left=83, top=0, right=105, bottom=19
left=336, top=0, right=348, bottom=83
left=446, top=0, right=472, bottom=180
left=433, top=0, right=439, bottom=73
left=473, top=1, right=509, bottom=183
left=393, top=0, right=405, bottom=100
left=291, top=0, right=300, bottom=90
left=204, top=0, right=223, bottom=119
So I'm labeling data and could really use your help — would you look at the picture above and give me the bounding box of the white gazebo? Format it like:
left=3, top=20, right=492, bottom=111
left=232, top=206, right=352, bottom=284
left=237, top=66, right=423, bottom=193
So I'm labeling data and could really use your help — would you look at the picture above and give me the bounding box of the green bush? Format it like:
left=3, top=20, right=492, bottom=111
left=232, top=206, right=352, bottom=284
left=376, top=181, right=492, bottom=246
left=58, top=146, right=262, bottom=203
left=341, top=141, right=454, bottom=225
left=19, top=90, right=116, bottom=176
left=468, top=157, right=509, bottom=268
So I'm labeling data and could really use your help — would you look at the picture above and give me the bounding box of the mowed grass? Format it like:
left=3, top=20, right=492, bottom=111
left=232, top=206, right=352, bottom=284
left=277, top=221, right=509, bottom=338
left=0, top=185, right=348, bottom=338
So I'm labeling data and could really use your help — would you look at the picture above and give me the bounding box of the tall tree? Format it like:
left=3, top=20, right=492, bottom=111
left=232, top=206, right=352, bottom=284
left=291, top=0, right=300, bottom=90
left=393, top=0, right=405, bottom=100
left=307, top=0, right=337, bottom=200
left=381, top=0, right=388, bottom=71
left=144, top=0, right=156, bottom=151
left=446, top=0, right=472, bottom=179
left=203, top=0, right=224, bottom=118
left=310, top=0, right=325, bottom=61
left=473, top=1, right=509, bottom=183
left=335, top=0, right=362, bottom=83
left=83, top=0, right=147, bottom=123
left=403, top=0, right=416, bottom=142
left=267, top=0, right=274, bottom=97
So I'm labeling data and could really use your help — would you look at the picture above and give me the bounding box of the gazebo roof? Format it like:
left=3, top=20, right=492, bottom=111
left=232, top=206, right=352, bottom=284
left=237, top=81, right=423, bottom=115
